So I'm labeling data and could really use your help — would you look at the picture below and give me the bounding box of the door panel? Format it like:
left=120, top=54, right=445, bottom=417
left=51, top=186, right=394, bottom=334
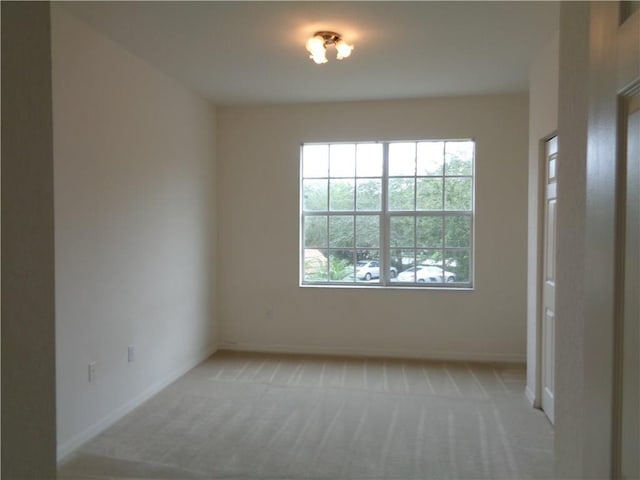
left=542, top=136, right=558, bottom=423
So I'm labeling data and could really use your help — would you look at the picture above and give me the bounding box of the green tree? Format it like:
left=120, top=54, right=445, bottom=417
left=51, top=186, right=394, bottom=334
left=329, top=255, right=352, bottom=281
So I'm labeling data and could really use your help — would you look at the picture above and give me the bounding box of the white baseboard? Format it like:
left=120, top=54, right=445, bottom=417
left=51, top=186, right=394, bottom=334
left=525, top=384, right=543, bottom=409
left=220, top=342, right=526, bottom=364
left=57, top=342, right=218, bottom=462
left=525, top=385, right=536, bottom=406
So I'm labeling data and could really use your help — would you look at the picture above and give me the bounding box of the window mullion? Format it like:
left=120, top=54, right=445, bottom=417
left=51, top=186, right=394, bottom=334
left=413, top=146, right=418, bottom=272
left=441, top=141, right=447, bottom=212
left=441, top=143, right=447, bottom=271
left=325, top=207, right=330, bottom=281
left=381, top=142, right=390, bottom=286
left=352, top=210, right=356, bottom=275
left=442, top=214, right=447, bottom=274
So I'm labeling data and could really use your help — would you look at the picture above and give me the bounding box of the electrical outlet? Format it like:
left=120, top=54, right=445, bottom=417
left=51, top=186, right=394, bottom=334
left=265, top=308, right=273, bottom=320
left=88, top=362, right=96, bottom=382
left=128, top=345, right=135, bottom=363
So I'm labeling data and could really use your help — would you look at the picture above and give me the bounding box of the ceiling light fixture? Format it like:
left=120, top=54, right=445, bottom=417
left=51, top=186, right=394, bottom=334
left=306, top=31, right=353, bottom=64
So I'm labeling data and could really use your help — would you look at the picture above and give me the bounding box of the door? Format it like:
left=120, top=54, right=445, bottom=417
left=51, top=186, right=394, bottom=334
left=541, top=136, right=557, bottom=424
left=614, top=3, right=640, bottom=478
left=619, top=92, right=640, bottom=480
left=616, top=2, right=640, bottom=478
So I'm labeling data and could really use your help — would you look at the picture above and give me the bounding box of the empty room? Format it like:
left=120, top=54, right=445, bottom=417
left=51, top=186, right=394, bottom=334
left=3, top=2, right=639, bottom=479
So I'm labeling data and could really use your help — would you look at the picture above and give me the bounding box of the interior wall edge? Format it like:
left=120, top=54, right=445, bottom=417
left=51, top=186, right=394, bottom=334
left=1, top=2, right=57, bottom=478
left=526, top=28, right=560, bottom=412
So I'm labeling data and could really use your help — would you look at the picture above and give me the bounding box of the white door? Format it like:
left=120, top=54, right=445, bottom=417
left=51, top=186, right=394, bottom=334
left=541, top=136, right=557, bottom=424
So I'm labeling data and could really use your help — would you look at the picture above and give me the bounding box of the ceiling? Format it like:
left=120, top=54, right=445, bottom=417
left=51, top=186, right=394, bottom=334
left=59, top=1, right=559, bottom=106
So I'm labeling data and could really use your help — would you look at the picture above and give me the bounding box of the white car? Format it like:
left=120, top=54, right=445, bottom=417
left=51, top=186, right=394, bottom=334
left=355, top=260, right=398, bottom=280
left=396, top=265, right=456, bottom=283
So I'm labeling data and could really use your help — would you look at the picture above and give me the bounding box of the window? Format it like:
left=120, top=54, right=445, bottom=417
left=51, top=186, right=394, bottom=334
left=301, top=140, right=474, bottom=287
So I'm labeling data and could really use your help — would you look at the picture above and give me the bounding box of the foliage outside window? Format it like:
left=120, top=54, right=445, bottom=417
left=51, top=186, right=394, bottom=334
left=301, top=140, right=474, bottom=287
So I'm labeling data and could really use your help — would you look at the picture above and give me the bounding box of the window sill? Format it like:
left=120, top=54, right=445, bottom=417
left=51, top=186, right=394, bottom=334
left=299, top=283, right=474, bottom=291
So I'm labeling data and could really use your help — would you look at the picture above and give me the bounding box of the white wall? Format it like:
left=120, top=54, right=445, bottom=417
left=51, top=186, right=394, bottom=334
left=217, top=95, right=529, bottom=361
left=526, top=32, right=559, bottom=406
left=554, top=3, right=590, bottom=476
left=52, top=7, right=218, bottom=457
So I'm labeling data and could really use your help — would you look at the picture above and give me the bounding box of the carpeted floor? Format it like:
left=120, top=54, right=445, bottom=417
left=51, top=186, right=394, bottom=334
left=58, top=351, right=553, bottom=479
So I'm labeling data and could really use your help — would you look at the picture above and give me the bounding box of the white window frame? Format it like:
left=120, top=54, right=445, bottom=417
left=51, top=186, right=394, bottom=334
left=300, top=139, right=475, bottom=289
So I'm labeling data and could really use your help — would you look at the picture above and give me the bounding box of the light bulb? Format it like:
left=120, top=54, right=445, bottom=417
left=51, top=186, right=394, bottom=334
left=306, top=36, right=328, bottom=64
left=310, top=51, right=328, bottom=64
left=306, top=36, right=324, bottom=55
left=335, top=40, right=353, bottom=60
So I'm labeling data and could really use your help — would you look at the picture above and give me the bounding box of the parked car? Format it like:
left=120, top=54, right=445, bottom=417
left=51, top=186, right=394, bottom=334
left=355, top=260, right=398, bottom=280
left=396, top=265, right=456, bottom=283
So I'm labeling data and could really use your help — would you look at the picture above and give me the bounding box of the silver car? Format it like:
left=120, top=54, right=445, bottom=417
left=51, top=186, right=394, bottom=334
left=396, top=265, right=456, bottom=283
left=355, top=260, right=398, bottom=280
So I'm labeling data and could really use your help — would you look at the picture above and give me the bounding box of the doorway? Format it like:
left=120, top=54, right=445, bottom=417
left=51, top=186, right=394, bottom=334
left=617, top=91, right=639, bottom=479
left=541, top=136, right=557, bottom=424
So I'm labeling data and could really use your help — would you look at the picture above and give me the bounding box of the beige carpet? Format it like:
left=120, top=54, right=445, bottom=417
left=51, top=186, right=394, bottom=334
left=58, top=351, right=553, bottom=480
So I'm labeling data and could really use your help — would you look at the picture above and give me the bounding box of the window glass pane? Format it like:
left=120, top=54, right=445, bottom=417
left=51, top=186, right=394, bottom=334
left=416, top=217, right=443, bottom=248
left=389, top=143, right=416, bottom=176
left=390, top=216, right=415, bottom=247
left=445, top=178, right=472, bottom=211
left=302, top=144, right=329, bottom=178
left=342, top=263, right=357, bottom=282
left=445, top=141, right=474, bottom=176
left=398, top=264, right=434, bottom=283
left=416, top=178, right=443, bottom=210
left=357, top=249, right=379, bottom=263
left=356, top=179, right=381, bottom=211
left=304, top=248, right=328, bottom=281
left=329, top=179, right=355, bottom=211
left=444, top=249, right=471, bottom=283
left=548, top=158, right=557, bottom=180
left=355, top=251, right=381, bottom=282
left=329, top=250, right=355, bottom=282
left=304, top=216, right=327, bottom=248
left=417, top=142, right=444, bottom=175
left=388, top=178, right=415, bottom=211
left=329, top=144, right=356, bottom=177
left=329, top=215, right=354, bottom=248
left=356, top=144, right=383, bottom=177
left=415, top=265, right=447, bottom=283
left=418, top=249, right=444, bottom=267
left=445, top=215, right=471, bottom=248
left=303, top=179, right=327, bottom=211
left=391, top=249, right=416, bottom=281
left=355, top=216, right=380, bottom=248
